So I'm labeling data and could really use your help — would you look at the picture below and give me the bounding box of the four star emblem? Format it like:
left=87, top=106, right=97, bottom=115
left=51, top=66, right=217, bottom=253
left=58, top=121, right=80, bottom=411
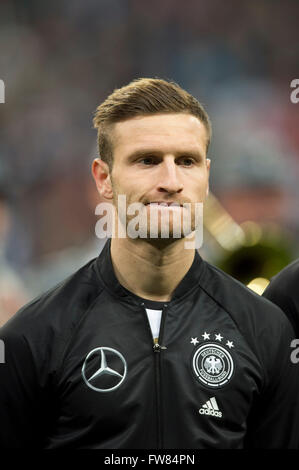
left=190, top=332, right=234, bottom=349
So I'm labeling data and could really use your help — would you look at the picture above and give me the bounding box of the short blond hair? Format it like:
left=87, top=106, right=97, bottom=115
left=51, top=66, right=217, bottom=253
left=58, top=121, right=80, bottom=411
left=93, top=78, right=212, bottom=169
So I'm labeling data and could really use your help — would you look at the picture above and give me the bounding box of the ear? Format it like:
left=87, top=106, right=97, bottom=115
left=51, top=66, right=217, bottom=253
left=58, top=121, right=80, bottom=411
left=91, top=158, right=113, bottom=200
left=206, top=158, right=211, bottom=196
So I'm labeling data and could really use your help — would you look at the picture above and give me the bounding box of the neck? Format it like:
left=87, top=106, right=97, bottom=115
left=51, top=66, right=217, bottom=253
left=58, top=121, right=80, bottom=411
left=110, top=237, right=195, bottom=302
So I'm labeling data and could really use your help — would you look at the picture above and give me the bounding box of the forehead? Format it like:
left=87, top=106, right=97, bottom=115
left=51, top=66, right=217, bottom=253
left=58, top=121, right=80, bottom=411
left=111, top=113, right=208, bottom=155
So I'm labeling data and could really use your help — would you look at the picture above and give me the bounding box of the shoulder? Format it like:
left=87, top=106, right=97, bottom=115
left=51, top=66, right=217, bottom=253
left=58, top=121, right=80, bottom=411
left=264, top=259, right=299, bottom=294
left=200, top=260, right=287, bottom=322
left=0, top=256, right=104, bottom=348
left=198, top=260, right=294, bottom=344
left=263, top=259, right=299, bottom=336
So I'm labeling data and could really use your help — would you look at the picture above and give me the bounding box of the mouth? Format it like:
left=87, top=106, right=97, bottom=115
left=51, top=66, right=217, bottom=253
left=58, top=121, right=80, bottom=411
left=145, top=201, right=183, bottom=207
left=144, top=202, right=185, bottom=213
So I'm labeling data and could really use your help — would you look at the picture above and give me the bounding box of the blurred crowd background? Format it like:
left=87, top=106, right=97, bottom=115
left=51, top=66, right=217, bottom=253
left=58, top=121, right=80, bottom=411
left=0, top=0, right=299, bottom=323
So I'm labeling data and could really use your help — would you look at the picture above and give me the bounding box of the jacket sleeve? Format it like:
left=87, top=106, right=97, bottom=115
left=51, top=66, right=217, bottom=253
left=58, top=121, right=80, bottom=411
left=0, top=314, right=57, bottom=448
left=263, top=278, right=299, bottom=338
left=244, top=312, right=299, bottom=449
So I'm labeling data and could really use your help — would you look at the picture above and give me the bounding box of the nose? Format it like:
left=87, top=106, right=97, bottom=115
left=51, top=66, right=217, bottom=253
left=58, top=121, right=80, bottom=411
left=157, top=158, right=183, bottom=194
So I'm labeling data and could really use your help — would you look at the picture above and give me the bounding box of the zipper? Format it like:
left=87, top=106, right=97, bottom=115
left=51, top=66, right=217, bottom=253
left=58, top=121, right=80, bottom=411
left=140, top=302, right=168, bottom=449
left=153, top=343, right=167, bottom=352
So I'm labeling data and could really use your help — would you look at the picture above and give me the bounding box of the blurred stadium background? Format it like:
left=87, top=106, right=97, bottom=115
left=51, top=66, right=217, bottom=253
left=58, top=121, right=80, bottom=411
left=0, top=0, right=298, bottom=323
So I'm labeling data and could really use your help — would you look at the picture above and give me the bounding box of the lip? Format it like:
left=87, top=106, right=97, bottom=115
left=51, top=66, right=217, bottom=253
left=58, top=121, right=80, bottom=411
left=145, top=201, right=183, bottom=206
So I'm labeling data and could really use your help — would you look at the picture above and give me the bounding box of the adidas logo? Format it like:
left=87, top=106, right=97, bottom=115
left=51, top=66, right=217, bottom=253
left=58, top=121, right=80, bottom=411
left=199, top=397, right=222, bottom=418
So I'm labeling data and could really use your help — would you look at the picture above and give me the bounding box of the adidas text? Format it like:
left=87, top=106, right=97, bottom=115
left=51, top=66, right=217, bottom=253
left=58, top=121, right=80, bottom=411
left=199, top=408, right=222, bottom=418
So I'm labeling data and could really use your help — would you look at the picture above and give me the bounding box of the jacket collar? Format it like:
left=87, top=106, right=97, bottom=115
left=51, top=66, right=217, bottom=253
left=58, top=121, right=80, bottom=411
left=95, top=238, right=204, bottom=304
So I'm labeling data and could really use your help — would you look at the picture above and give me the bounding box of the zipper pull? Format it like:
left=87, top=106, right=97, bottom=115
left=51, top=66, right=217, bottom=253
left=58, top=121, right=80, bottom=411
left=153, top=343, right=167, bottom=353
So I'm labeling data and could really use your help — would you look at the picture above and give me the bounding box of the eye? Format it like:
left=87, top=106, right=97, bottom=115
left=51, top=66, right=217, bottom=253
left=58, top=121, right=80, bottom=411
left=178, top=157, right=194, bottom=166
left=139, top=156, right=158, bottom=165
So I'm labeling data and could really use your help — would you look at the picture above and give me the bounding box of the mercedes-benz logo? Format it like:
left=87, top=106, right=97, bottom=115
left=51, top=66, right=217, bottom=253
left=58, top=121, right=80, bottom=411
left=82, top=347, right=127, bottom=393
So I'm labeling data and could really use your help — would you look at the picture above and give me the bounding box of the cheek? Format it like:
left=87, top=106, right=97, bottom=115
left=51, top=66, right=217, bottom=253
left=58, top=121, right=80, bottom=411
left=111, top=178, right=140, bottom=204
left=190, top=176, right=208, bottom=197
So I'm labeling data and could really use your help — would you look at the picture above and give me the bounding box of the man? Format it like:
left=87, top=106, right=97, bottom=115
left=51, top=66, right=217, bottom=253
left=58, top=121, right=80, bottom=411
left=263, top=259, right=299, bottom=337
left=0, top=78, right=298, bottom=449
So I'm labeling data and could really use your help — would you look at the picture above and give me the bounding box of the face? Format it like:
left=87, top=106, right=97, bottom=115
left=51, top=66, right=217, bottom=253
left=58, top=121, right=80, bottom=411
left=93, top=113, right=210, bottom=242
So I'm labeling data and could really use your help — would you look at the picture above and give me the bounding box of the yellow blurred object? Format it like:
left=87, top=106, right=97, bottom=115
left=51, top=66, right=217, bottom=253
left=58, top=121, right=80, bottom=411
left=204, top=193, right=246, bottom=251
left=204, top=193, right=293, bottom=286
left=247, top=278, right=270, bottom=295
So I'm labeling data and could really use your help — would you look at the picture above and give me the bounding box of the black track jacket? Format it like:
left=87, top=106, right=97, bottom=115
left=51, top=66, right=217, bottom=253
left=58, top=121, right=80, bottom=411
left=263, top=259, right=299, bottom=338
left=0, top=239, right=298, bottom=449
